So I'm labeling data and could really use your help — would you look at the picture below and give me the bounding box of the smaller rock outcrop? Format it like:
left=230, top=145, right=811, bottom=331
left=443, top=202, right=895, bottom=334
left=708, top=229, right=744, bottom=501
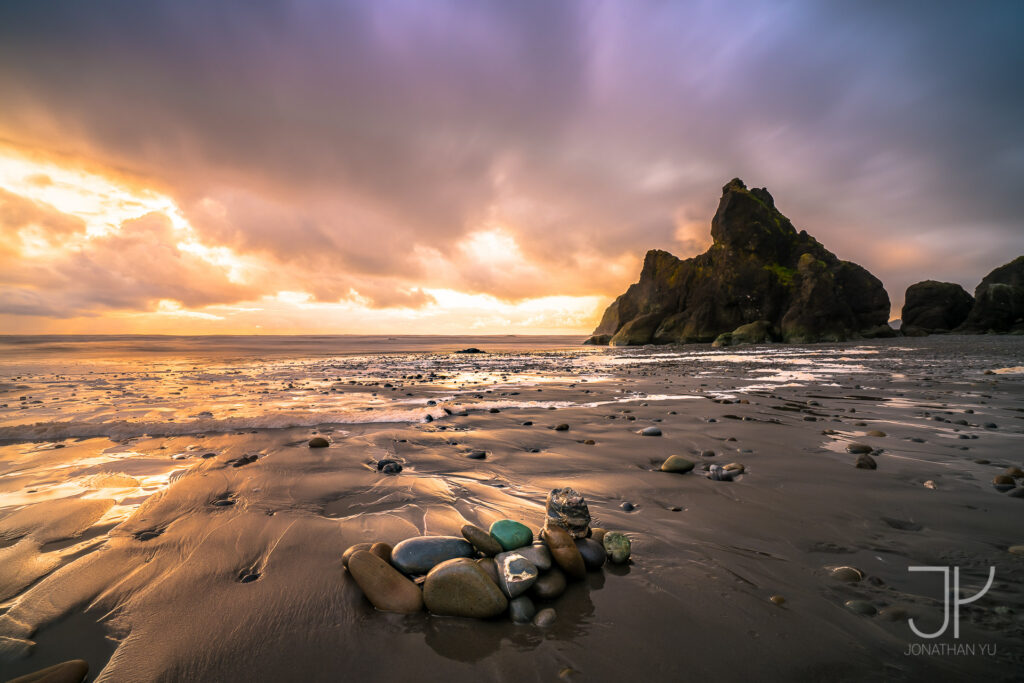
left=712, top=320, right=775, bottom=347
left=900, top=281, right=974, bottom=335
left=958, top=256, right=1024, bottom=334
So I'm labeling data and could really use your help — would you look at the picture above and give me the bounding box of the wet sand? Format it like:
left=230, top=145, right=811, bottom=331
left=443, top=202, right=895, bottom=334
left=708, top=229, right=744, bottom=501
left=1, top=335, right=1023, bottom=682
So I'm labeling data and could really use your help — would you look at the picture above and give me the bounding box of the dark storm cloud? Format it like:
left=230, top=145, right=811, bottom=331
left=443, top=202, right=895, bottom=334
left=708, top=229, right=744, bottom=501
left=0, top=0, right=1022, bottom=316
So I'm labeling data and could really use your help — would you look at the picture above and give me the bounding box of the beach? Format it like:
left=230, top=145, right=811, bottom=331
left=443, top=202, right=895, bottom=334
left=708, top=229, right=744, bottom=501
left=1, top=334, right=1023, bottom=682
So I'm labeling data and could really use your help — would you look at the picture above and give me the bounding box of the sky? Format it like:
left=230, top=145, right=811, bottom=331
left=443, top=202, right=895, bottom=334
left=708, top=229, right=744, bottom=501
left=1, top=0, right=1022, bottom=334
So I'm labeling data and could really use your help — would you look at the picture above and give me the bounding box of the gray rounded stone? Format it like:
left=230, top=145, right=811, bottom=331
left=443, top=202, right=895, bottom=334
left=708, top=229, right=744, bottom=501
left=495, top=551, right=539, bottom=598
left=509, top=595, right=537, bottom=623
left=517, top=543, right=553, bottom=571
left=529, top=566, right=567, bottom=601
left=575, top=538, right=607, bottom=570
left=391, top=536, right=474, bottom=575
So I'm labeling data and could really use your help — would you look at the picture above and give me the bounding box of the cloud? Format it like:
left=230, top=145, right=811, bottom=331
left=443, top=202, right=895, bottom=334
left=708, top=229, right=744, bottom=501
left=0, top=0, right=1023, bottom=327
left=0, top=187, right=84, bottom=237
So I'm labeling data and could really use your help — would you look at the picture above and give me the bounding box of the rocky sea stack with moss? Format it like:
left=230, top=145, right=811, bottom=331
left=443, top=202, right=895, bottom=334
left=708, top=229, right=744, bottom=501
left=958, top=255, right=1024, bottom=334
left=586, top=178, right=891, bottom=346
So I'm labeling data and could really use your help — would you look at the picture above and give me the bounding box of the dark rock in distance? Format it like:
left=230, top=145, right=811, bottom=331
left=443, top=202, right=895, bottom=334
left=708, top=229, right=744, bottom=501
left=901, top=280, right=974, bottom=334
left=455, top=347, right=486, bottom=354
left=958, top=255, right=1024, bottom=333
left=308, top=437, right=330, bottom=448
left=587, top=178, right=889, bottom=345
left=583, top=334, right=613, bottom=345
left=712, top=319, right=774, bottom=347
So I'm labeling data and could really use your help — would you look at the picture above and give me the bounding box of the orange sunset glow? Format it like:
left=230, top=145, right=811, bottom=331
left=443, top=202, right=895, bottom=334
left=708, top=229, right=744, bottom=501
left=2, top=0, right=1021, bottom=334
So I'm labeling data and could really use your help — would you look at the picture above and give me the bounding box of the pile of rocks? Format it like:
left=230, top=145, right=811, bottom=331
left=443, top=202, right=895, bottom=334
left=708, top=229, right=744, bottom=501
left=342, top=487, right=631, bottom=626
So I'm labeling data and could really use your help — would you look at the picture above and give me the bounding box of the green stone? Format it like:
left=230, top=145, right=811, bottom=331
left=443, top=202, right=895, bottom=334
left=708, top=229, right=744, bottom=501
left=603, top=531, right=631, bottom=564
left=488, top=519, right=533, bottom=551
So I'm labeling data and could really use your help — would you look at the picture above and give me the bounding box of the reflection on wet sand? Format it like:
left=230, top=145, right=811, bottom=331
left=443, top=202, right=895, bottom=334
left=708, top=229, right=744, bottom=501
left=1, top=335, right=1023, bottom=681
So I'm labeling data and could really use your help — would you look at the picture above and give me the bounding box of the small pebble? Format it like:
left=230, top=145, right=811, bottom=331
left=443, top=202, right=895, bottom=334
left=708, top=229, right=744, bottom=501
left=844, top=600, right=876, bottom=616
left=878, top=606, right=908, bottom=621
left=855, top=454, right=877, bottom=470
left=829, top=566, right=864, bottom=582
left=533, top=607, right=556, bottom=627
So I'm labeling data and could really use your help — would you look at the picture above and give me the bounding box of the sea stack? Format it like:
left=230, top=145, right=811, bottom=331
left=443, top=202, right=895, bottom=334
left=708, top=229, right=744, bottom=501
left=957, top=256, right=1024, bottom=334
left=585, top=179, right=891, bottom=346
left=900, top=280, right=974, bottom=335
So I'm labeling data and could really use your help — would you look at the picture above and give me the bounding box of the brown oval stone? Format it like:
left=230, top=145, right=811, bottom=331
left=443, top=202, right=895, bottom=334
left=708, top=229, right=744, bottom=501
left=423, top=557, right=508, bottom=618
left=542, top=524, right=586, bottom=580
left=370, top=542, right=392, bottom=563
left=347, top=550, right=423, bottom=613
left=477, top=557, right=499, bottom=584
left=530, top=566, right=567, bottom=601
left=342, top=543, right=374, bottom=569
left=462, top=523, right=503, bottom=556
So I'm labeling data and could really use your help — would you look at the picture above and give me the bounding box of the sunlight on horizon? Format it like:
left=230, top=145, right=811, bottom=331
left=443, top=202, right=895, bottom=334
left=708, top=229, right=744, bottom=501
left=0, top=145, right=605, bottom=334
